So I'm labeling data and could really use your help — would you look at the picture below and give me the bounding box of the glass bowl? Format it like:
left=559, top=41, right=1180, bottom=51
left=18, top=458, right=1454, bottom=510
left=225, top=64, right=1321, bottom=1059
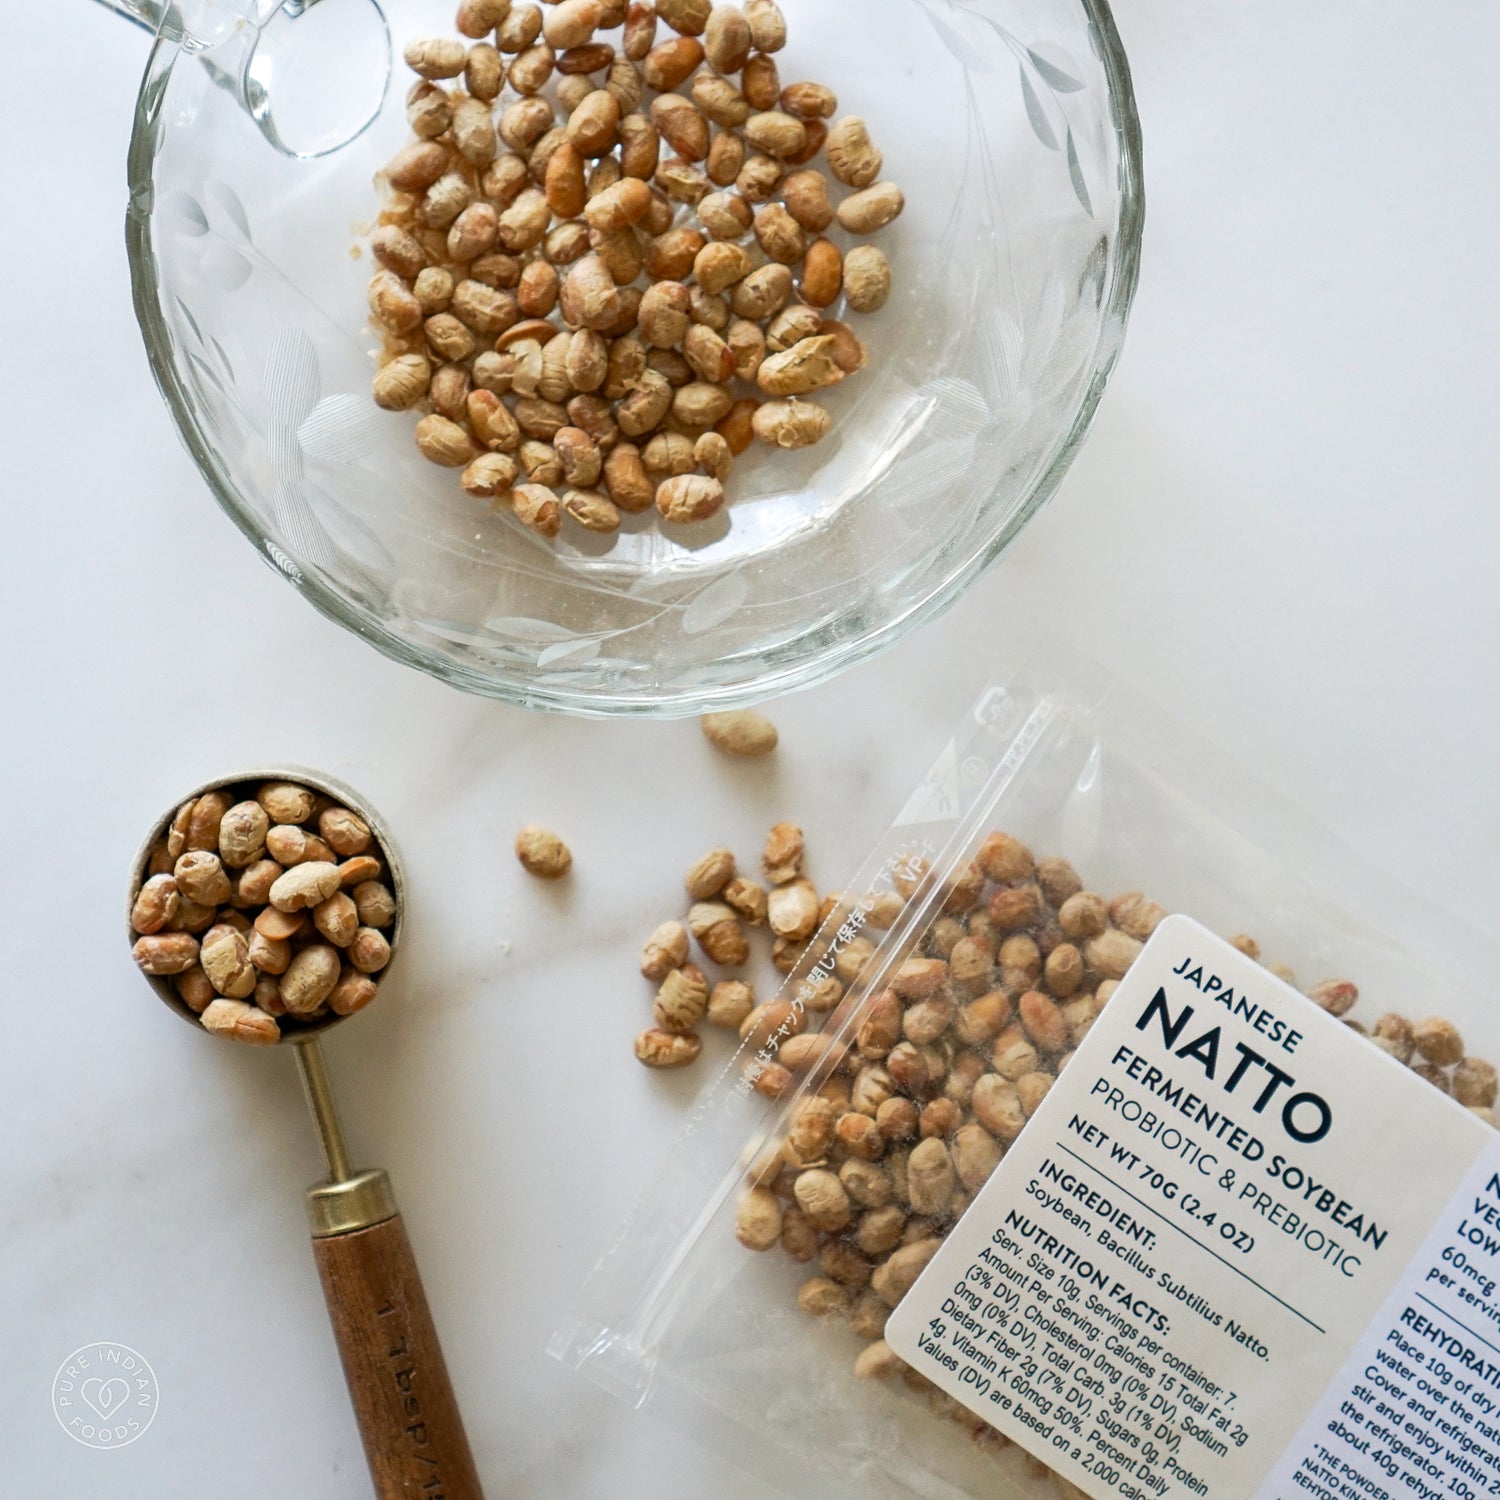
left=126, top=0, right=1142, bottom=715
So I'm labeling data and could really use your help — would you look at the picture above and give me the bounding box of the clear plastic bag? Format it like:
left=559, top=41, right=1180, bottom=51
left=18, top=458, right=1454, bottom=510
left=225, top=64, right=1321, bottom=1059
left=551, top=644, right=1500, bottom=1500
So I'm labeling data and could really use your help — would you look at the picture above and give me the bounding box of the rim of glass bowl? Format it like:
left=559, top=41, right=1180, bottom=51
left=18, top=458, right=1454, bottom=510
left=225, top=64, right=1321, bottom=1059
left=124, top=0, right=1144, bottom=719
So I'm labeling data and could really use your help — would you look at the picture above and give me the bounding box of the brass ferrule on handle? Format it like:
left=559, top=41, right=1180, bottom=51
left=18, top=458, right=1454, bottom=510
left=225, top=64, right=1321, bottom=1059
left=307, top=1169, right=398, bottom=1238
left=295, top=1038, right=398, bottom=1237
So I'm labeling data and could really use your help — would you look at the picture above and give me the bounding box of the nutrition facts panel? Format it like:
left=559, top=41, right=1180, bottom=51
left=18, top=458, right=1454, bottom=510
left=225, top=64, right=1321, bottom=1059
left=886, top=917, right=1498, bottom=1500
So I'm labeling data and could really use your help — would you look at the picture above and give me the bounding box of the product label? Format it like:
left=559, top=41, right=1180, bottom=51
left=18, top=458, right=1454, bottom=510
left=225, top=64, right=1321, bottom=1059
left=885, top=915, right=1500, bottom=1499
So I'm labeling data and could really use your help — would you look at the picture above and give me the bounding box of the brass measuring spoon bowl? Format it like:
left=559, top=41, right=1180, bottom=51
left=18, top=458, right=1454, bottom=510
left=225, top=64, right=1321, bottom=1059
left=126, top=765, right=405, bottom=1043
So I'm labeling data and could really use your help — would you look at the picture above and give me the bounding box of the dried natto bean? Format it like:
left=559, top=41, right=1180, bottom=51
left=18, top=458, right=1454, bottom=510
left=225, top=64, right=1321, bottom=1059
left=702, top=709, right=778, bottom=757
left=515, top=824, right=573, bottom=878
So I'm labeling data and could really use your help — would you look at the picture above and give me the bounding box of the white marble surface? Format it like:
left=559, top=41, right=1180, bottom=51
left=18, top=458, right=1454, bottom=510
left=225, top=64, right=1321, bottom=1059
left=6, top=1, right=1500, bottom=1496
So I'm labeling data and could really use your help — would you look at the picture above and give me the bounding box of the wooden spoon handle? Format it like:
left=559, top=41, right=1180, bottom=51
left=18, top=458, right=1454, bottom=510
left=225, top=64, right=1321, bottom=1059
left=311, top=1212, right=485, bottom=1500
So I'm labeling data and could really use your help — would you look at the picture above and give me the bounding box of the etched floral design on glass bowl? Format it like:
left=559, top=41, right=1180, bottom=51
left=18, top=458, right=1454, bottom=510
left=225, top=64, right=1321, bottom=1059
left=126, top=0, right=1143, bottom=715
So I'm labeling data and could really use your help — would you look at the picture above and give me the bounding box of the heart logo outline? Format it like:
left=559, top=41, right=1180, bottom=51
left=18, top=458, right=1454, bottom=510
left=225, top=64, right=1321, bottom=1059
left=80, top=1377, right=130, bottom=1420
